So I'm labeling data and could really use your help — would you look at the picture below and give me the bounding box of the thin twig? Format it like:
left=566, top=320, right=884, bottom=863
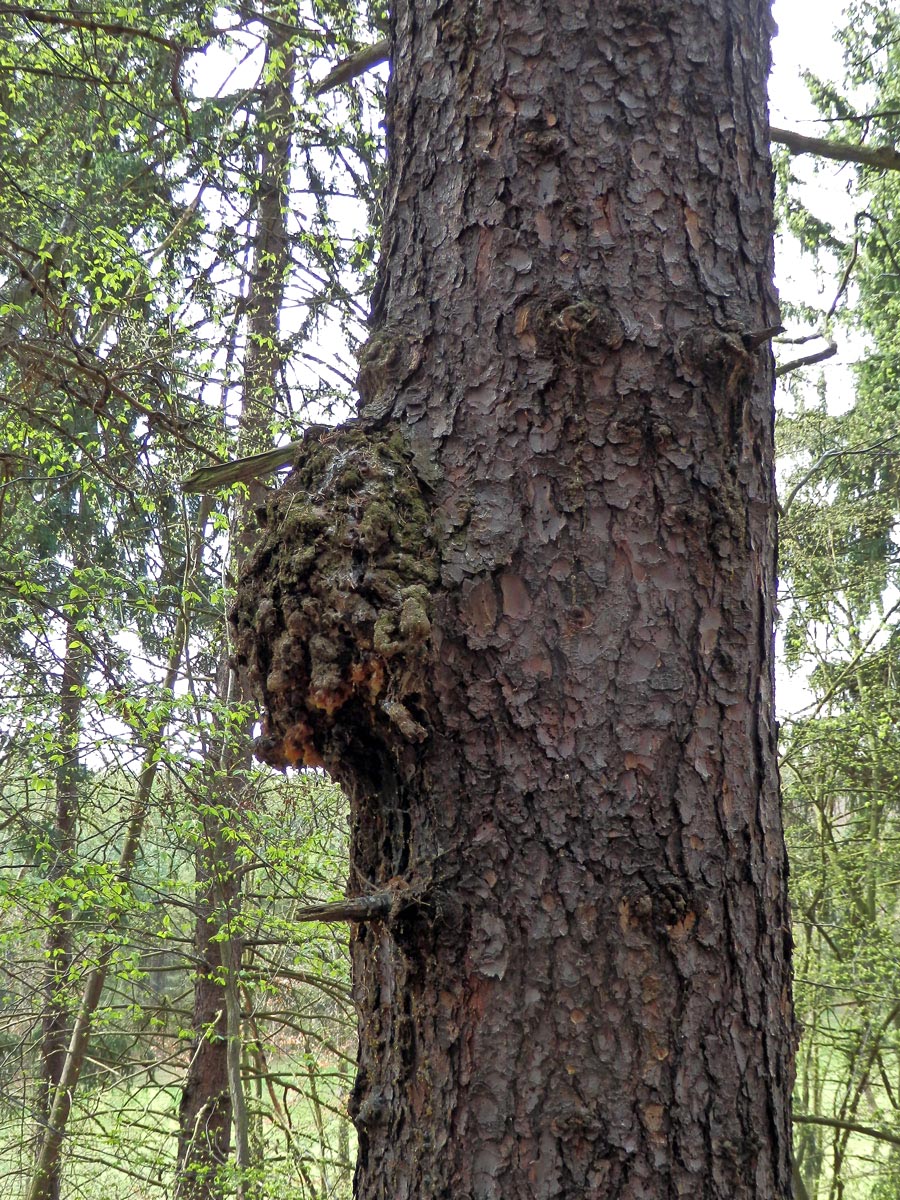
left=793, top=1113, right=900, bottom=1149
left=3, top=3, right=184, bottom=51
left=775, top=338, right=838, bottom=378
left=780, top=430, right=900, bottom=517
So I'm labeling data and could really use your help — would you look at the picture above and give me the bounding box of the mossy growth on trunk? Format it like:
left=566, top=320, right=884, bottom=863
left=230, top=423, right=438, bottom=783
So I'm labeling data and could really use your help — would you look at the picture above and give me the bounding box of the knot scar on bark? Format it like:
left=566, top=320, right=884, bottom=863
left=514, top=291, right=626, bottom=362
left=356, top=325, right=425, bottom=424
left=674, top=325, right=756, bottom=395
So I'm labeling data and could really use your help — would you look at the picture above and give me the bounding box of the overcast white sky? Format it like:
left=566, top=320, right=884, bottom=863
left=771, top=0, right=847, bottom=124
left=771, top=0, right=860, bottom=320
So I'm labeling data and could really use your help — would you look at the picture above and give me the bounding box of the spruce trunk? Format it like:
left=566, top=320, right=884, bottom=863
left=234, top=2, right=795, bottom=1196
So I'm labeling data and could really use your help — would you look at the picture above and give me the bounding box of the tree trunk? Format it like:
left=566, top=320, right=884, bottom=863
left=34, top=604, right=86, bottom=1200
left=177, top=13, right=296, bottom=1195
left=175, top=820, right=236, bottom=1200
left=233, top=2, right=796, bottom=1197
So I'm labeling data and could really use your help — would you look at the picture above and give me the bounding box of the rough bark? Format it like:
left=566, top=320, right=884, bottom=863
left=233, top=2, right=795, bottom=1197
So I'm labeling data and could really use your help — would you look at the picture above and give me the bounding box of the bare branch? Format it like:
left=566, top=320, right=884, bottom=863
left=771, top=125, right=900, bottom=173
left=793, top=1113, right=900, bottom=1149
left=800, top=108, right=900, bottom=124
left=290, top=893, right=393, bottom=924
left=1, top=3, right=184, bottom=52
left=775, top=337, right=838, bottom=378
left=313, top=38, right=389, bottom=96
left=827, top=237, right=859, bottom=319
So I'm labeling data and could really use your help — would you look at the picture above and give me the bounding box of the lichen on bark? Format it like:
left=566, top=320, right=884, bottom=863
left=230, top=423, right=438, bottom=780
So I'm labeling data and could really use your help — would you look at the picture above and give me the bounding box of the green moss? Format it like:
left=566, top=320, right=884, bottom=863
left=399, top=586, right=431, bottom=643
left=281, top=507, right=328, bottom=541
left=373, top=611, right=399, bottom=656
left=335, top=465, right=364, bottom=493
left=233, top=422, right=442, bottom=768
left=358, top=500, right=396, bottom=551
left=288, top=544, right=319, bottom=575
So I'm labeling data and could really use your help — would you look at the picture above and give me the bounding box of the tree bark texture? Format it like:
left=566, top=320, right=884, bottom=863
left=233, top=2, right=795, bottom=1197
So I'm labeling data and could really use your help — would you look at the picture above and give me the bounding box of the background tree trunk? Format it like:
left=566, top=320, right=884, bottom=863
left=234, top=1, right=796, bottom=1196
left=34, top=599, right=86, bottom=1200
left=175, top=822, right=236, bottom=1200
left=177, top=13, right=296, bottom=1196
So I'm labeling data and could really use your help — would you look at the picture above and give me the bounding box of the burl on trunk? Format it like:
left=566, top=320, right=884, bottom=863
left=231, top=2, right=795, bottom=1197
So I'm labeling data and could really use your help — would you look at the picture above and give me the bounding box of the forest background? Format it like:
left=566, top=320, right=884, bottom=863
left=1, top=2, right=899, bottom=1199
